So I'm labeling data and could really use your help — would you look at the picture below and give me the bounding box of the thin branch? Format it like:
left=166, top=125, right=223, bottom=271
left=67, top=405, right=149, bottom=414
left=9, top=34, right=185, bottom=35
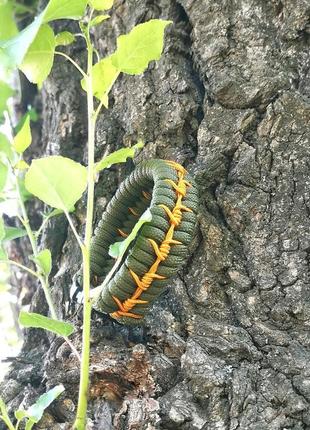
left=55, top=51, right=87, bottom=78
left=64, top=211, right=84, bottom=249
left=1, top=260, right=39, bottom=279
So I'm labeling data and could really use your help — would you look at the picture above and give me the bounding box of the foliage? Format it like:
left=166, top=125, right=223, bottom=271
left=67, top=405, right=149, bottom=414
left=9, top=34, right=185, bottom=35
left=0, top=0, right=172, bottom=427
left=1, top=385, right=64, bottom=430
left=25, top=156, right=88, bottom=211
left=109, top=208, right=152, bottom=259
left=15, top=385, right=65, bottom=429
left=19, top=311, right=74, bottom=337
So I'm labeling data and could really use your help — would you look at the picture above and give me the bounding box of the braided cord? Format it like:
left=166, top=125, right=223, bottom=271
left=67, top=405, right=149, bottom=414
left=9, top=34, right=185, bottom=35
left=90, top=159, right=198, bottom=324
left=110, top=161, right=192, bottom=319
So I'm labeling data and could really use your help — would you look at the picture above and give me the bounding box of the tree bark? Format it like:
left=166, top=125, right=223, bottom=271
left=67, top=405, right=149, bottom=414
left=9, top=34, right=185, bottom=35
left=2, top=0, right=310, bottom=429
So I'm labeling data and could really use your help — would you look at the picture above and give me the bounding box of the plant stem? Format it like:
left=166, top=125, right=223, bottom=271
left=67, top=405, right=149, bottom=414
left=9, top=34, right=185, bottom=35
left=73, top=17, right=96, bottom=429
left=55, top=51, right=87, bottom=78
left=64, top=210, right=84, bottom=249
left=0, top=416, right=15, bottom=430
left=16, top=177, right=38, bottom=256
left=15, top=176, right=58, bottom=320
left=2, top=259, right=39, bottom=279
left=38, top=275, right=58, bottom=321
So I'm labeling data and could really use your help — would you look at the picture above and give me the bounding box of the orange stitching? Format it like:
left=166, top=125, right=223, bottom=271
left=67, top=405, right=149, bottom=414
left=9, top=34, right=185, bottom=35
left=129, top=207, right=139, bottom=216
left=111, top=161, right=191, bottom=320
left=117, top=228, right=128, bottom=238
left=142, top=190, right=151, bottom=200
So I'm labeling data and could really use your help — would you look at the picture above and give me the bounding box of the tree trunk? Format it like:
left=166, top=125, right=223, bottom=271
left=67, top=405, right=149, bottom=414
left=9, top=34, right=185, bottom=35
left=2, top=0, right=310, bottom=429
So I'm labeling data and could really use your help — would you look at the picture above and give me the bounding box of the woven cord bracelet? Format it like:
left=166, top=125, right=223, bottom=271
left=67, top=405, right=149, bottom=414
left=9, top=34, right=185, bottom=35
left=90, top=159, right=199, bottom=325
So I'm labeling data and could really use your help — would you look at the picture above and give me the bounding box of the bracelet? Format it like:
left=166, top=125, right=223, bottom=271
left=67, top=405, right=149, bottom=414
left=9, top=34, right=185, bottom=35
left=90, top=159, right=199, bottom=324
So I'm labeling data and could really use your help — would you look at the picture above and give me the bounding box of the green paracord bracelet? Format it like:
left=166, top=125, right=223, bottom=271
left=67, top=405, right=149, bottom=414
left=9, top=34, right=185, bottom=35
left=90, top=159, right=199, bottom=325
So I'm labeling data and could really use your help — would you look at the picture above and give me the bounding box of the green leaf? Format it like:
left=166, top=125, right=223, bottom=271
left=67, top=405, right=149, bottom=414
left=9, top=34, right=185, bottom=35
left=0, top=217, right=4, bottom=241
left=89, top=14, right=110, bottom=27
left=19, top=311, right=75, bottom=337
left=0, top=13, right=45, bottom=70
left=0, top=0, right=87, bottom=71
left=0, top=133, right=14, bottom=162
left=15, top=385, right=65, bottom=425
left=31, top=249, right=52, bottom=276
left=95, top=140, right=143, bottom=172
left=0, top=161, right=8, bottom=192
left=27, top=107, right=39, bottom=122
left=0, top=80, right=14, bottom=116
left=43, top=0, right=88, bottom=22
left=81, top=56, right=118, bottom=105
left=44, top=208, right=64, bottom=218
left=3, top=226, right=27, bottom=241
left=14, top=159, right=29, bottom=170
left=0, top=246, right=7, bottom=260
left=109, top=208, right=152, bottom=259
left=25, top=155, right=87, bottom=211
left=0, top=216, right=7, bottom=260
left=20, top=24, right=56, bottom=86
left=0, top=133, right=14, bottom=161
left=0, top=2, right=18, bottom=41
left=89, top=0, right=113, bottom=10
left=13, top=114, right=32, bottom=153
left=55, top=31, right=75, bottom=46
left=111, top=19, right=172, bottom=75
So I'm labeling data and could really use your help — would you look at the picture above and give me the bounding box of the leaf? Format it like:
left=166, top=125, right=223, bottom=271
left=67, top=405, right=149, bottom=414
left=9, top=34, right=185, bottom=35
left=0, top=80, right=14, bottom=116
left=20, top=24, right=56, bottom=86
left=15, top=385, right=65, bottom=425
left=3, top=226, right=27, bottom=241
left=89, top=14, right=110, bottom=27
left=27, top=107, right=39, bottom=122
left=109, top=208, right=152, bottom=259
left=25, top=155, right=87, bottom=211
left=43, top=0, right=88, bottom=22
left=13, top=114, right=32, bottom=153
left=0, top=246, right=7, bottom=260
left=0, top=0, right=87, bottom=71
left=95, top=140, right=143, bottom=172
left=89, top=0, right=114, bottom=10
left=0, top=2, right=18, bottom=41
left=0, top=13, right=46, bottom=70
left=14, top=160, right=29, bottom=170
left=55, top=31, right=75, bottom=46
left=111, top=19, right=172, bottom=75
left=43, top=208, right=64, bottom=219
left=19, top=311, right=75, bottom=337
left=31, top=249, right=52, bottom=276
left=0, top=161, right=8, bottom=192
left=0, top=133, right=14, bottom=162
left=81, top=56, right=118, bottom=105
left=0, top=217, right=4, bottom=241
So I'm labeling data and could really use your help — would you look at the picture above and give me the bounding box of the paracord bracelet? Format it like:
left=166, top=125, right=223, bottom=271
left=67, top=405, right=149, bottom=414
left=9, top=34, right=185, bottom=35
left=90, top=159, right=199, bottom=325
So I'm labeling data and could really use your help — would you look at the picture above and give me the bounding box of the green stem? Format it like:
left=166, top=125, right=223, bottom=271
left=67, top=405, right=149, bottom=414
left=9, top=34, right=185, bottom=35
left=55, top=52, right=87, bottom=78
left=64, top=210, right=84, bottom=249
left=1, top=259, right=39, bottom=279
left=73, top=16, right=96, bottom=428
left=15, top=176, right=58, bottom=320
left=16, top=177, right=38, bottom=256
left=38, top=275, right=58, bottom=321
left=0, top=416, right=15, bottom=430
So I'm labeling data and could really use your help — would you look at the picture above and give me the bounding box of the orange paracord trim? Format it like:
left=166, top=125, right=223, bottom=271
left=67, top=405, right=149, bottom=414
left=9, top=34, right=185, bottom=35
left=111, top=160, right=193, bottom=319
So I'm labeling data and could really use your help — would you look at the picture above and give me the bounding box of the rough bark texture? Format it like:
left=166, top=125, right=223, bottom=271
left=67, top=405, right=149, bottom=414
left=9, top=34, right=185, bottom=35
left=2, top=0, right=310, bottom=429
